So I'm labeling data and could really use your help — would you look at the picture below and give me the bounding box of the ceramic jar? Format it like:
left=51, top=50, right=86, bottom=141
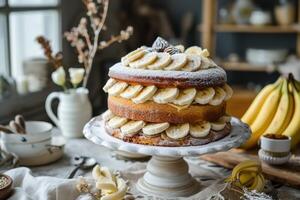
left=46, top=88, right=92, bottom=138
left=258, top=134, right=291, bottom=165
left=275, top=0, right=295, bottom=25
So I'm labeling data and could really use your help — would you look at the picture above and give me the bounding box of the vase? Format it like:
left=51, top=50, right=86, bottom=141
left=232, top=0, right=254, bottom=25
left=275, top=0, right=295, bottom=26
left=45, top=88, right=92, bottom=138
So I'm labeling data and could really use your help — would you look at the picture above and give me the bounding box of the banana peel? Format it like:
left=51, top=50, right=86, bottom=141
left=226, top=160, right=265, bottom=192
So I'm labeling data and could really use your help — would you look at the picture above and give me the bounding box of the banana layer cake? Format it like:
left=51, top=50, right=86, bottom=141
left=101, top=37, right=233, bottom=146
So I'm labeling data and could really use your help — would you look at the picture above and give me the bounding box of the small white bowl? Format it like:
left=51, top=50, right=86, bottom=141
left=260, top=135, right=291, bottom=153
left=259, top=135, right=291, bottom=165
left=0, top=121, right=53, bottom=158
left=246, top=48, right=288, bottom=66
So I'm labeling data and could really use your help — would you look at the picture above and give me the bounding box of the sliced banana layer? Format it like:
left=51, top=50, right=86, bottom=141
left=142, top=122, right=170, bottom=136
left=147, top=52, right=171, bottom=70
left=223, top=84, right=233, bottom=100
left=195, top=87, right=215, bottom=105
left=166, top=123, right=190, bottom=140
left=102, top=110, right=115, bottom=121
left=132, top=85, right=157, bottom=104
left=181, top=54, right=201, bottom=72
left=129, top=52, right=157, bottom=68
left=153, top=88, right=179, bottom=104
left=103, top=78, right=117, bottom=92
left=108, top=116, right=128, bottom=129
left=172, top=88, right=197, bottom=106
left=211, top=119, right=226, bottom=131
left=209, top=87, right=226, bottom=106
left=120, top=85, right=143, bottom=99
left=121, top=47, right=145, bottom=66
left=107, top=82, right=128, bottom=96
left=103, top=110, right=230, bottom=139
left=164, top=53, right=187, bottom=71
left=120, top=120, right=145, bottom=136
left=103, top=80, right=233, bottom=106
left=121, top=46, right=217, bottom=71
left=190, top=121, right=211, bottom=138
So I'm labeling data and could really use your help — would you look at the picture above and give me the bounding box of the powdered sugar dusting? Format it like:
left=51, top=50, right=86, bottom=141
left=109, top=63, right=227, bottom=88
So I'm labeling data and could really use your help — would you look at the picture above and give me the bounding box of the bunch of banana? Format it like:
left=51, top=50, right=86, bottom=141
left=226, top=160, right=265, bottom=192
left=241, top=75, right=300, bottom=149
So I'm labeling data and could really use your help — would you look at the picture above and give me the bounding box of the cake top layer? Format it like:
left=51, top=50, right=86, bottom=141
left=109, top=63, right=226, bottom=89
left=108, top=37, right=227, bottom=88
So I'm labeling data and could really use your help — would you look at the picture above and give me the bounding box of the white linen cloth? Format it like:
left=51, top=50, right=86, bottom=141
left=5, top=167, right=79, bottom=200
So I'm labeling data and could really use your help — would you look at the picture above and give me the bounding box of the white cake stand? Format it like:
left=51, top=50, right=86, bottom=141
left=83, top=117, right=250, bottom=197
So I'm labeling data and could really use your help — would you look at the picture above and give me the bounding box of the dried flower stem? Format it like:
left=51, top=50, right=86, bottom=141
left=36, top=36, right=63, bottom=69
left=64, top=0, right=133, bottom=88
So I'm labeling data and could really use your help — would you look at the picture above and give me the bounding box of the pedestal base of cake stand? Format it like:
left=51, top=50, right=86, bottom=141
left=83, top=116, right=251, bottom=198
left=136, top=156, right=200, bottom=197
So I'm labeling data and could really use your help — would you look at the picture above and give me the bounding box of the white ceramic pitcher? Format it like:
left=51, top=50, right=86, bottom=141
left=45, top=88, right=92, bottom=138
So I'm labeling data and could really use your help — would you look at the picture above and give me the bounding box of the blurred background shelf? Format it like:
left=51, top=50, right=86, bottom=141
left=214, top=24, right=300, bottom=33
left=219, top=61, right=275, bottom=72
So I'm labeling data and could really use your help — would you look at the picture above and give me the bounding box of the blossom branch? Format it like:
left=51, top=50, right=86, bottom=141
left=98, top=26, right=133, bottom=50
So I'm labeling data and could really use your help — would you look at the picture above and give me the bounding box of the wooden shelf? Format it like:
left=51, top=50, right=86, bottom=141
left=214, top=24, right=300, bottom=33
left=218, top=61, right=275, bottom=72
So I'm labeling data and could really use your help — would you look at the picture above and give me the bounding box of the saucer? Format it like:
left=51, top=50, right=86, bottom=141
left=258, top=149, right=291, bottom=165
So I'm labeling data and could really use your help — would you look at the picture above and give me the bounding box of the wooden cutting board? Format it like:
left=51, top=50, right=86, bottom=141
left=200, top=149, right=300, bottom=189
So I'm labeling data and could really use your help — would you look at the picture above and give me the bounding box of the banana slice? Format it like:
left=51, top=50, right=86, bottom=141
left=166, top=123, right=190, bottom=140
left=190, top=121, right=211, bottom=138
left=200, top=57, right=213, bottom=69
left=95, top=169, right=117, bottom=193
left=129, top=52, right=157, bottom=68
left=93, top=166, right=115, bottom=182
left=219, top=115, right=232, bottom=123
left=211, top=119, right=226, bottom=131
left=120, top=85, right=143, bottom=99
left=101, top=178, right=128, bottom=200
left=102, top=110, right=115, bottom=121
left=209, top=87, right=226, bottom=106
left=172, top=88, right=197, bottom=106
left=120, top=120, right=145, bottom=136
left=132, top=85, right=157, bottom=104
left=147, top=52, right=171, bottom=70
left=107, top=82, right=128, bottom=96
left=200, top=49, right=210, bottom=57
left=103, top=78, right=117, bottom=92
left=121, top=47, right=145, bottom=66
left=181, top=54, right=202, bottom=72
left=175, top=45, right=185, bottom=52
left=164, top=53, right=187, bottom=71
left=185, top=46, right=202, bottom=55
left=142, top=122, right=170, bottom=136
left=195, top=87, right=215, bottom=105
left=223, top=84, right=233, bottom=100
left=108, top=116, right=128, bottom=129
left=153, top=88, right=179, bottom=104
